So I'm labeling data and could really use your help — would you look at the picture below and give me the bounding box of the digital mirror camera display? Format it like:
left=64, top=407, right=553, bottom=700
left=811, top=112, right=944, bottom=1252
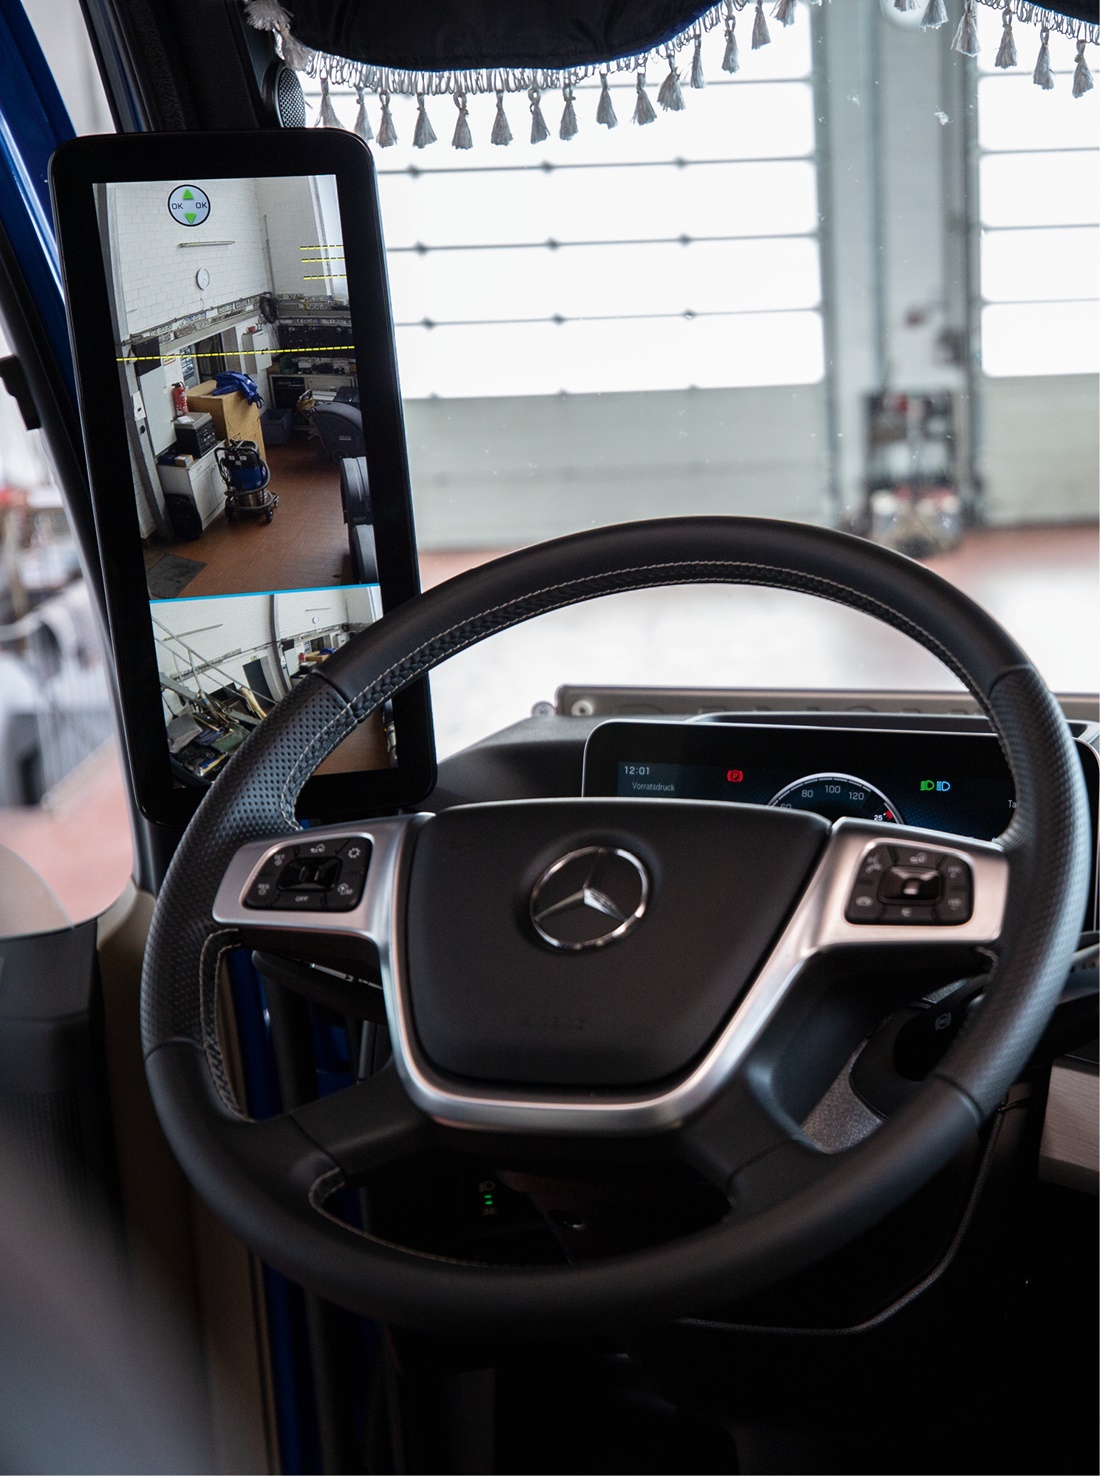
left=52, top=133, right=433, bottom=824
left=102, top=172, right=386, bottom=786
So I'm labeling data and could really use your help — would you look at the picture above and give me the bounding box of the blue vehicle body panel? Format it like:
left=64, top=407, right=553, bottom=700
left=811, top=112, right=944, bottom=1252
left=0, top=0, right=76, bottom=395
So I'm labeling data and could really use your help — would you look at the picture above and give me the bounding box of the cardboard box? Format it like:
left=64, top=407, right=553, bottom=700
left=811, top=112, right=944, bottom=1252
left=187, top=380, right=266, bottom=460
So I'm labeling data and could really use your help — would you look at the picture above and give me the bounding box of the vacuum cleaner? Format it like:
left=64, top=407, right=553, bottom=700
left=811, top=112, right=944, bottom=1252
left=215, top=438, right=278, bottom=524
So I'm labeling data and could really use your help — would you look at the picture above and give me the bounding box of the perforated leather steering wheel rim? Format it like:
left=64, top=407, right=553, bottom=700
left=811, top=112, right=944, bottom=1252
left=141, top=517, right=1091, bottom=1337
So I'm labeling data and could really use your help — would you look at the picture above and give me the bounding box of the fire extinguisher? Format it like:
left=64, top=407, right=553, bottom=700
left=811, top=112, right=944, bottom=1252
left=171, top=383, right=188, bottom=418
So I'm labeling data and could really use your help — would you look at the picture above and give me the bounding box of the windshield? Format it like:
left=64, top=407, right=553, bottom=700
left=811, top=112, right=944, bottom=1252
left=302, top=5, right=1098, bottom=754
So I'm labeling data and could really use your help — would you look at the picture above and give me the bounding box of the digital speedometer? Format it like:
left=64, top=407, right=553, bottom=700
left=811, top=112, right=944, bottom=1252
left=768, top=773, right=904, bottom=825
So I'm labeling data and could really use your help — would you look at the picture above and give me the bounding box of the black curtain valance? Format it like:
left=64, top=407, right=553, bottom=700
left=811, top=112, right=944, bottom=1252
left=250, top=0, right=1097, bottom=71
left=243, top=0, right=1098, bottom=150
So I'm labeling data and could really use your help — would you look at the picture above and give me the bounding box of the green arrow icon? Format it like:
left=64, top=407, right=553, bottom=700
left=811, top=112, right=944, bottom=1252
left=185, top=212, right=196, bottom=223
left=182, top=189, right=194, bottom=200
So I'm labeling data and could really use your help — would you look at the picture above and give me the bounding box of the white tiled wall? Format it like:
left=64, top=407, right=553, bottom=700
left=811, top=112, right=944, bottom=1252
left=256, top=176, right=332, bottom=299
left=108, top=177, right=271, bottom=339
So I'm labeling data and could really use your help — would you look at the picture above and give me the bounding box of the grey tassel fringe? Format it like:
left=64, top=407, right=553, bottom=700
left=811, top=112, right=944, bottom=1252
left=279, top=28, right=313, bottom=72
left=691, top=37, right=706, bottom=87
left=413, top=92, right=437, bottom=147
left=658, top=60, right=686, bottom=110
left=752, top=0, right=771, bottom=50
left=634, top=70, right=657, bottom=124
left=247, top=0, right=1100, bottom=114
left=953, top=0, right=980, bottom=56
left=530, top=86, right=551, bottom=142
left=1073, top=38, right=1094, bottom=95
left=560, top=86, right=579, bottom=140
left=452, top=93, right=473, bottom=149
left=921, top=0, right=949, bottom=29
left=244, top=1, right=290, bottom=29
left=723, top=14, right=740, bottom=72
left=246, top=0, right=1096, bottom=161
left=352, top=86, right=373, bottom=142
left=491, top=89, right=513, bottom=145
left=316, top=76, right=340, bottom=128
left=377, top=92, right=397, bottom=147
left=248, top=0, right=314, bottom=74
left=1033, top=26, right=1055, bottom=87
left=996, top=9, right=1018, bottom=66
left=597, top=72, right=619, bottom=126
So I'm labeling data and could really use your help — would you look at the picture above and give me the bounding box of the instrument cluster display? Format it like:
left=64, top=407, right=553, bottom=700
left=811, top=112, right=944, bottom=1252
left=584, top=719, right=1098, bottom=845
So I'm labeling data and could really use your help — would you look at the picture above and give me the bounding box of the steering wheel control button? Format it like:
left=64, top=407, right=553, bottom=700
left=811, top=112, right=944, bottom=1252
left=278, top=889, right=328, bottom=911
left=329, top=865, right=369, bottom=910
left=894, top=845, right=943, bottom=870
left=245, top=872, right=280, bottom=908
left=279, top=856, right=341, bottom=891
left=846, top=883, right=883, bottom=922
left=295, top=838, right=342, bottom=859
left=324, top=836, right=372, bottom=910
left=857, top=849, right=891, bottom=883
left=530, top=845, right=649, bottom=951
left=846, top=842, right=895, bottom=920
left=880, top=867, right=943, bottom=903
left=328, top=879, right=363, bottom=910
left=935, top=860, right=974, bottom=923
left=880, top=903, right=936, bottom=924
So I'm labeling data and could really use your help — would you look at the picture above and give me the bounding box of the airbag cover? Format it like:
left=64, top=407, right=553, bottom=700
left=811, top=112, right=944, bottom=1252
left=403, top=799, right=828, bottom=1087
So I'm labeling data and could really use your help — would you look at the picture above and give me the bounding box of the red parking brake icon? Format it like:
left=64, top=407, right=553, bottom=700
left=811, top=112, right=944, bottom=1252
left=726, top=769, right=743, bottom=783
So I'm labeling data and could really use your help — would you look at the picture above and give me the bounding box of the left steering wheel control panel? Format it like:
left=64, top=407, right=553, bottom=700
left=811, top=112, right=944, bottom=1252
left=244, top=835, right=371, bottom=912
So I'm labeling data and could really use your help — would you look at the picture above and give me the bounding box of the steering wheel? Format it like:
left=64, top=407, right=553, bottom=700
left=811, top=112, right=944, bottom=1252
left=141, top=517, right=1089, bottom=1338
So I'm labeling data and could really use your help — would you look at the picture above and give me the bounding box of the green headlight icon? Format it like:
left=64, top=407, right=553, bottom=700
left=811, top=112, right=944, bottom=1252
left=921, top=780, right=951, bottom=792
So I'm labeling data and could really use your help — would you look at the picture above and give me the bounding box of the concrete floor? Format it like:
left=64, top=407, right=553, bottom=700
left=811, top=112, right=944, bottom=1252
left=1, top=522, right=1096, bottom=924
left=421, top=523, right=1100, bottom=758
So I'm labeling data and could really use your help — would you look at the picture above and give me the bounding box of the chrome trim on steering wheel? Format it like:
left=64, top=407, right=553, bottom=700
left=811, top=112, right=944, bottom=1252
left=214, top=815, right=1009, bottom=1137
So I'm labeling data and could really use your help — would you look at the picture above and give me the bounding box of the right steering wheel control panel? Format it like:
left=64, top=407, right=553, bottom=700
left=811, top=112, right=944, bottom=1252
left=845, top=843, right=973, bottom=926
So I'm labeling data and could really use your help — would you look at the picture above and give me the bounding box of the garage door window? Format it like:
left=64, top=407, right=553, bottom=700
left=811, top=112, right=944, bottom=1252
left=303, top=24, right=824, bottom=398
left=977, top=8, right=1099, bottom=377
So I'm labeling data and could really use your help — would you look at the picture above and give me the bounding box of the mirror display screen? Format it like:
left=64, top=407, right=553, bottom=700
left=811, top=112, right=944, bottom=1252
left=98, top=173, right=389, bottom=788
left=53, top=131, right=433, bottom=823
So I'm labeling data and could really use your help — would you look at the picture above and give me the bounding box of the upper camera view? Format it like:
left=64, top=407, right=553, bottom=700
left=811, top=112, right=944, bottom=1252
left=100, top=173, right=376, bottom=603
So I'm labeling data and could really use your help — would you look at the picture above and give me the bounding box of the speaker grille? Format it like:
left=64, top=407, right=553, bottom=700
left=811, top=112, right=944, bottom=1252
left=274, top=65, right=307, bottom=128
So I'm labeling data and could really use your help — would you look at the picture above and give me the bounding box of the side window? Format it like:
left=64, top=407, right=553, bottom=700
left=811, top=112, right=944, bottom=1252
left=0, top=1, right=130, bottom=925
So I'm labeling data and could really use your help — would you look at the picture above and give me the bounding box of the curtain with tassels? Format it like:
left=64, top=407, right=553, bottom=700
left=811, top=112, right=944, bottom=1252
left=243, top=0, right=1097, bottom=153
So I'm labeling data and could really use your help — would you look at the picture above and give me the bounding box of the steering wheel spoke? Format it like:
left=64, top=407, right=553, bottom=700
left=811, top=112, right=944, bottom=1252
left=289, top=1063, right=433, bottom=1178
left=674, top=1069, right=822, bottom=1203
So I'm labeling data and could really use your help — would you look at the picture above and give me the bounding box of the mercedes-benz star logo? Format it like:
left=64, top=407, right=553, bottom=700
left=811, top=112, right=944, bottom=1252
left=529, top=846, right=649, bottom=952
